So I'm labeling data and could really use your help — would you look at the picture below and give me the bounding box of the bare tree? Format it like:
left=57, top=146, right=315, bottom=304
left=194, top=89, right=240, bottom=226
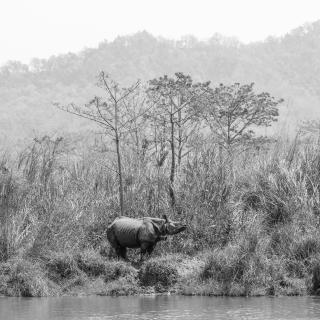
left=56, top=72, right=141, bottom=215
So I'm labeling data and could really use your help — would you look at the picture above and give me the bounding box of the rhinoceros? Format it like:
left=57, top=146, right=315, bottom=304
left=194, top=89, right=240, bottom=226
left=107, top=215, right=186, bottom=260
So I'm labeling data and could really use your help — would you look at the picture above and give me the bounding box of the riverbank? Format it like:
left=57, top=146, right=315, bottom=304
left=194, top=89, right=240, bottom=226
left=0, top=246, right=319, bottom=297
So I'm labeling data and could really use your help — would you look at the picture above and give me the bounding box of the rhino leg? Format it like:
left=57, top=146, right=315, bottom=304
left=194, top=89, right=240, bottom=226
left=140, top=243, right=147, bottom=262
left=147, top=244, right=155, bottom=255
left=107, top=228, right=127, bottom=260
left=140, top=242, right=156, bottom=262
left=116, top=246, right=127, bottom=260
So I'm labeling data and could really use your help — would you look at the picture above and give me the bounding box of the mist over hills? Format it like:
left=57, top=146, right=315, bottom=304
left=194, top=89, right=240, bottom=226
left=1, top=21, right=320, bottom=148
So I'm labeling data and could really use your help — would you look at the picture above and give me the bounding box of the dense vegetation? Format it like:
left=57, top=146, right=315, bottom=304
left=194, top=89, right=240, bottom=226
left=2, top=20, right=320, bottom=149
left=2, top=21, right=320, bottom=297
left=1, top=67, right=320, bottom=297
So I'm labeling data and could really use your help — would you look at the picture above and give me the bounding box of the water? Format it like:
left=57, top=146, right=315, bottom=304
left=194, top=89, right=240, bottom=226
left=1, top=296, right=320, bottom=320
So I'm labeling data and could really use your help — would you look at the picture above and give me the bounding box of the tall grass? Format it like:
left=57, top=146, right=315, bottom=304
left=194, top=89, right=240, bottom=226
left=1, top=133, right=320, bottom=295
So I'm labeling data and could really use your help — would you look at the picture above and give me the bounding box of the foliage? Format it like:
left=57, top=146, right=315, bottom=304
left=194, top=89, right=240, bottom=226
left=102, top=274, right=139, bottom=296
left=76, top=249, right=108, bottom=277
left=201, top=82, right=282, bottom=150
left=0, top=258, right=50, bottom=297
left=147, top=73, right=210, bottom=208
left=2, top=28, right=320, bottom=296
left=104, top=260, right=137, bottom=282
left=44, top=251, right=80, bottom=281
left=139, top=257, right=178, bottom=289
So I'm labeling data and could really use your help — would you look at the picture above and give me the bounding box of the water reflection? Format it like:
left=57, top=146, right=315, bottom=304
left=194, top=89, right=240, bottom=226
left=1, top=296, right=320, bottom=320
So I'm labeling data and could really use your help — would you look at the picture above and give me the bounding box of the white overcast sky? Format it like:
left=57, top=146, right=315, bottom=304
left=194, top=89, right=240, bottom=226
left=0, top=0, right=320, bottom=66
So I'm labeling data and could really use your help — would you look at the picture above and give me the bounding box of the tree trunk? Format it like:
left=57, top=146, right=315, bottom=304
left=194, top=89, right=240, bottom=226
left=115, top=131, right=124, bottom=215
left=169, top=113, right=176, bottom=209
left=177, top=109, right=182, bottom=166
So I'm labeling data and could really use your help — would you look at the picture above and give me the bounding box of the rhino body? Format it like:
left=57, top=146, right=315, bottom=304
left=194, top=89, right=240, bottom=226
left=107, top=215, right=186, bottom=260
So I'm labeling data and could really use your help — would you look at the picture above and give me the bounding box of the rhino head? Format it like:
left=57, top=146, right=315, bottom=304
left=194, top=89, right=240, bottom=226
left=162, top=214, right=187, bottom=235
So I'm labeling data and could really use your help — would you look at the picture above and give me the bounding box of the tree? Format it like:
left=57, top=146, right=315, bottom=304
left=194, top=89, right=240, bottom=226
left=56, top=72, right=141, bottom=215
left=202, top=82, right=283, bottom=151
left=147, top=72, right=210, bottom=209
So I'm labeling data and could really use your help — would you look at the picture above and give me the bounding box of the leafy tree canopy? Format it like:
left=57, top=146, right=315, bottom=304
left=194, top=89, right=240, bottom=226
left=201, top=82, right=283, bottom=148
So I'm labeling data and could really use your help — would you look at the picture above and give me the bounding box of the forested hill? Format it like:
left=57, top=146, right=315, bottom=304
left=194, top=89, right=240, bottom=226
left=1, top=21, right=320, bottom=148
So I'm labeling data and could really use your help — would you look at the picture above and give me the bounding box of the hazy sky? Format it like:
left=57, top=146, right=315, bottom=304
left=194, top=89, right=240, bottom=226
left=1, top=0, right=320, bottom=66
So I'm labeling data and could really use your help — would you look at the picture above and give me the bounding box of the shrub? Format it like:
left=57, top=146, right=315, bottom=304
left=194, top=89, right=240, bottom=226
left=60, top=272, right=88, bottom=293
left=76, top=249, right=107, bottom=276
left=201, top=236, right=265, bottom=296
left=103, top=274, right=139, bottom=296
left=251, top=163, right=301, bottom=228
left=261, top=255, right=308, bottom=296
left=84, top=221, right=111, bottom=249
left=268, top=227, right=293, bottom=255
left=44, top=251, right=79, bottom=281
left=139, top=257, right=178, bottom=288
left=293, top=236, right=320, bottom=261
left=104, top=260, right=137, bottom=282
left=201, top=246, right=245, bottom=283
left=311, top=258, right=320, bottom=295
left=0, top=258, right=49, bottom=297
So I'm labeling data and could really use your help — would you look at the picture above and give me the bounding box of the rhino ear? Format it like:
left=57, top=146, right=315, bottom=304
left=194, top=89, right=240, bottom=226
left=151, top=220, right=162, bottom=235
left=162, top=214, right=169, bottom=223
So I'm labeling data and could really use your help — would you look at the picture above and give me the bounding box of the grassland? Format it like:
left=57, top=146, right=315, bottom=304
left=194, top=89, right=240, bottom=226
left=1, top=134, right=320, bottom=296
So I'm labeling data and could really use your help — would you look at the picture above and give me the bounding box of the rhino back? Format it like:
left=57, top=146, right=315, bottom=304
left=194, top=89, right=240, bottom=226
left=111, top=217, right=143, bottom=248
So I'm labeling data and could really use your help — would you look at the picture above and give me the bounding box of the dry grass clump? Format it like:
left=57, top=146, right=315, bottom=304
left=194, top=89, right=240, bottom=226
left=101, top=274, right=139, bottom=296
left=104, top=260, right=137, bottom=282
left=76, top=249, right=107, bottom=277
left=292, top=235, right=320, bottom=261
left=200, top=233, right=265, bottom=296
left=0, top=258, right=50, bottom=297
left=44, top=251, right=80, bottom=281
left=139, top=256, right=179, bottom=290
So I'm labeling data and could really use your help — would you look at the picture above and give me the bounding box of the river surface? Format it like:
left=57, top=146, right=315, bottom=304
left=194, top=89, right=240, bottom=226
left=1, top=296, right=320, bottom=320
